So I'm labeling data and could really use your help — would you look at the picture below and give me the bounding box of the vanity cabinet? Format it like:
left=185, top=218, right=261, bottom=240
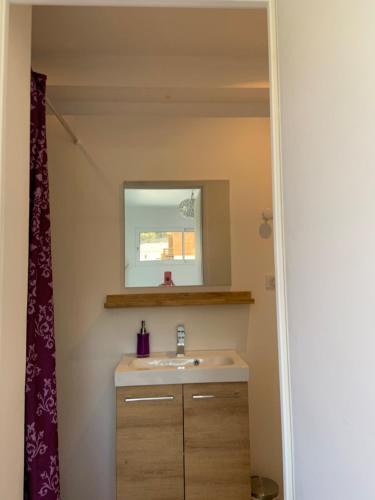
left=116, top=382, right=250, bottom=500
left=116, top=385, right=184, bottom=500
left=184, top=383, right=251, bottom=500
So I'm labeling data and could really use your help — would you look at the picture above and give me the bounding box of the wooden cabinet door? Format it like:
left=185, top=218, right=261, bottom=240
left=116, top=385, right=184, bottom=500
left=184, top=382, right=251, bottom=500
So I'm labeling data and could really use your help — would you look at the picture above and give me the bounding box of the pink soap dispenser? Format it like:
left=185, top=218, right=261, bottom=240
left=136, top=320, right=150, bottom=358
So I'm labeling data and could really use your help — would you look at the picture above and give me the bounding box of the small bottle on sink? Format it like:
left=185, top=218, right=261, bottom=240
left=136, top=320, right=150, bottom=358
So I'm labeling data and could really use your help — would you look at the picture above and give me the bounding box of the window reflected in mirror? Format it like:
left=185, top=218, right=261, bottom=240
left=139, top=230, right=196, bottom=262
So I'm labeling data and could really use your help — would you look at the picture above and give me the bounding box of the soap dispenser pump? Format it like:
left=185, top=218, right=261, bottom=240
left=136, top=320, right=150, bottom=358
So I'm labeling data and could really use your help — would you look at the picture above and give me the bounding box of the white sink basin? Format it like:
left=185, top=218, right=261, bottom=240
left=130, top=354, right=234, bottom=370
left=115, top=350, right=248, bottom=387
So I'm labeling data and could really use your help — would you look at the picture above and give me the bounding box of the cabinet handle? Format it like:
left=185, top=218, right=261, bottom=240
left=192, top=394, right=216, bottom=400
left=192, top=393, right=241, bottom=400
left=124, top=395, right=175, bottom=403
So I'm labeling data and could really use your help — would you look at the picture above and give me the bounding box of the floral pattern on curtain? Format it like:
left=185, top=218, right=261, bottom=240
left=24, top=71, right=60, bottom=500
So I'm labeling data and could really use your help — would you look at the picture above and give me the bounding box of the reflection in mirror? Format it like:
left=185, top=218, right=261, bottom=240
left=125, top=187, right=203, bottom=287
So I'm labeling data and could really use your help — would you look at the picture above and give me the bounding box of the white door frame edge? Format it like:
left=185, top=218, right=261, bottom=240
left=0, top=1, right=294, bottom=499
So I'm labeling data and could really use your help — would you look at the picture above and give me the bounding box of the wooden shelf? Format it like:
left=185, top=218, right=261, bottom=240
left=104, top=291, right=254, bottom=309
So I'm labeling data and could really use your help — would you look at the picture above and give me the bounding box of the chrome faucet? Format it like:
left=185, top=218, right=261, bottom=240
left=176, top=324, right=185, bottom=357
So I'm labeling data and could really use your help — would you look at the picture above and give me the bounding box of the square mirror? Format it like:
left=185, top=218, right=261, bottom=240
left=124, top=181, right=231, bottom=288
left=125, top=186, right=203, bottom=287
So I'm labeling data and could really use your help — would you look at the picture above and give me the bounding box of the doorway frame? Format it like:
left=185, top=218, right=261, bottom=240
left=0, top=0, right=294, bottom=498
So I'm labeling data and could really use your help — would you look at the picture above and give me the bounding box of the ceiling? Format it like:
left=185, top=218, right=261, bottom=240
left=32, top=7, right=268, bottom=58
left=125, top=189, right=201, bottom=208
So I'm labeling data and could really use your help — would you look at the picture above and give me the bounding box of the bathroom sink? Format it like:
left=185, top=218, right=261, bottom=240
left=115, top=350, right=248, bottom=387
left=130, top=354, right=234, bottom=370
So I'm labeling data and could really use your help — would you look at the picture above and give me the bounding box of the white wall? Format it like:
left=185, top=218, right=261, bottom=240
left=277, top=0, right=375, bottom=498
left=46, top=115, right=282, bottom=499
left=0, top=6, right=31, bottom=500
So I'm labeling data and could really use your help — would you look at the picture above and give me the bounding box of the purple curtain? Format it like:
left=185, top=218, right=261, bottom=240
left=24, top=71, right=60, bottom=500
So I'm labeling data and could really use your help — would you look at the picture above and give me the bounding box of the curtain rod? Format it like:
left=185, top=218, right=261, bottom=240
left=44, top=96, right=108, bottom=184
left=45, top=96, right=80, bottom=145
